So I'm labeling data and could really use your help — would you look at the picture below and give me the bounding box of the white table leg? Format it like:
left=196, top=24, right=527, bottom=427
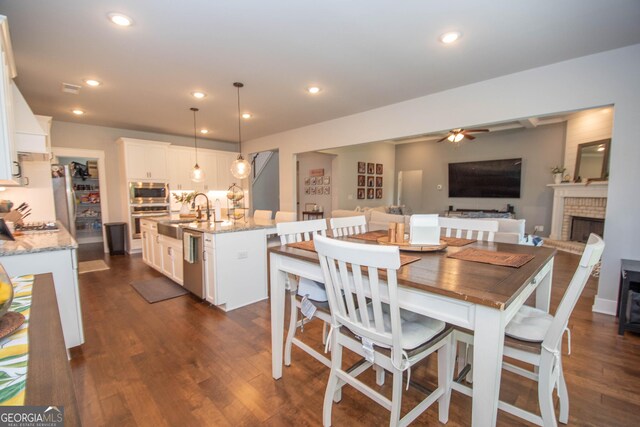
left=536, top=258, right=554, bottom=313
left=472, top=305, right=506, bottom=426
left=270, top=252, right=286, bottom=379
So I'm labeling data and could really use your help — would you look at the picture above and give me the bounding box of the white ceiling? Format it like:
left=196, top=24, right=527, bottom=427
left=1, top=1, right=639, bottom=144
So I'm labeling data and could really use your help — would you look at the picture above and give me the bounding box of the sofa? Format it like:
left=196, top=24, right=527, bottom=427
left=330, top=208, right=525, bottom=244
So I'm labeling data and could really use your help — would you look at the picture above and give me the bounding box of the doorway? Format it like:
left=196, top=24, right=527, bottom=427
left=52, top=148, right=110, bottom=259
left=250, top=150, right=280, bottom=218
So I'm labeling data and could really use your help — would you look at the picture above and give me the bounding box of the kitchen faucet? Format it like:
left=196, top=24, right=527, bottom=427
left=193, top=193, right=211, bottom=221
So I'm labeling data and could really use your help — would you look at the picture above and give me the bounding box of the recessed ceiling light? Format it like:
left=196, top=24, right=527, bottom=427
left=242, top=113, right=252, bottom=119
left=191, top=91, right=207, bottom=99
left=307, top=86, right=321, bottom=94
left=439, top=31, right=462, bottom=44
left=84, top=79, right=101, bottom=87
left=72, top=109, right=85, bottom=115
left=200, top=129, right=209, bottom=134
left=108, top=13, right=133, bottom=27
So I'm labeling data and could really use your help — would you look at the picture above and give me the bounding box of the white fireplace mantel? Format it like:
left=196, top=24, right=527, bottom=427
left=548, top=182, right=608, bottom=240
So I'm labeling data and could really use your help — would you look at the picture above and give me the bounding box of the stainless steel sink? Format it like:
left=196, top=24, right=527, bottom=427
left=157, top=222, right=183, bottom=239
left=161, top=219, right=206, bottom=224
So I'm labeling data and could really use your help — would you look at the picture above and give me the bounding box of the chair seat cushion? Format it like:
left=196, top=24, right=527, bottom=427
left=296, top=277, right=327, bottom=302
left=356, top=304, right=445, bottom=350
left=505, top=305, right=553, bottom=342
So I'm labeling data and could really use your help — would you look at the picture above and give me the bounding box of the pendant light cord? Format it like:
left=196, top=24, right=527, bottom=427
left=234, top=82, right=244, bottom=159
left=191, top=107, right=199, bottom=164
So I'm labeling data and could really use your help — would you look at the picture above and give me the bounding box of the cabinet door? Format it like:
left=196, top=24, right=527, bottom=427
left=0, top=38, right=19, bottom=184
left=161, top=238, right=173, bottom=277
left=204, top=235, right=216, bottom=304
left=199, top=151, right=218, bottom=192
left=170, top=241, right=184, bottom=285
left=217, top=152, right=236, bottom=190
left=125, top=142, right=169, bottom=181
left=141, top=230, right=150, bottom=264
left=152, top=233, right=163, bottom=271
left=168, top=147, right=195, bottom=191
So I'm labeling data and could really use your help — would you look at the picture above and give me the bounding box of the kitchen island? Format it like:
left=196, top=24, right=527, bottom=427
left=140, top=216, right=276, bottom=311
left=0, top=222, right=84, bottom=349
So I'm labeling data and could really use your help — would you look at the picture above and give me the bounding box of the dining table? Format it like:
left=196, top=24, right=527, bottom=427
left=268, top=236, right=556, bottom=426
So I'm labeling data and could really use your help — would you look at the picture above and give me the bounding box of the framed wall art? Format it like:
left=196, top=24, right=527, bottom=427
left=324, top=186, right=330, bottom=195
left=358, top=162, right=366, bottom=174
left=376, top=163, right=383, bottom=174
left=323, top=176, right=330, bottom=185
left=367, top=188, right=374, bottom=199
left=367, top=176, right=374, bottom=187
left=357, top=188, right=365, bottom=199
left=376, top=176, right=383, bottom=187
left=367, top=163, right=375, bottom=174
left=375, top=188, right=383, bottom=199
left=357, top=175, right=365, bottom=186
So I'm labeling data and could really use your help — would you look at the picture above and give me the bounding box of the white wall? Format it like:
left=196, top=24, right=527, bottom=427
left=325, top=142, right=395, bottom=210
left=243, top=43, right=640, bottom=315
left=394, top=123, right=566, bottom=234
left=51, top=121, right=237, bottom=222
left=565, top=108, right=613, bottom=179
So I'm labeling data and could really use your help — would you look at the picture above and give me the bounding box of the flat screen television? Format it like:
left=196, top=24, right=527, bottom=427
left=448, top=158, right=522, bottom=198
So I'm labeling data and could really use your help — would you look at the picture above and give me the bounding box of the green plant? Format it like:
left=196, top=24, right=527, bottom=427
left=551, top=166, right=566, bottom=175
left=172, top=191, right=195, bottom=204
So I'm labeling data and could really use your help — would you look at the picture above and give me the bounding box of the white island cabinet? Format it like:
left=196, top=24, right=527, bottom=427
left=0, top=223, right=84, bottom=349
left=203, top=227, right=274, bottom=311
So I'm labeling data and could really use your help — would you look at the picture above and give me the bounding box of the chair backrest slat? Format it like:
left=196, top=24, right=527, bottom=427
left=314, top=235, right=402, bottom=352
left=543, top=233, right=605, bottom=350
left=276, top=219, right=327, bottom=245
left=439, top=217, right=498, bottom=242
left=330, top=215, right=368, bottom=237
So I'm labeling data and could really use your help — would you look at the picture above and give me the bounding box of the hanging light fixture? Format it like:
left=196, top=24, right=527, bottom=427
left=190, top=107, right=205, bottom=182
left=230, top=82, right=251, bottom=179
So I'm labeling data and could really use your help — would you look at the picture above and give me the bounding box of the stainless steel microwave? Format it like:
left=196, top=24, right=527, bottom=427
left=129, top=182, right=169, bottom=204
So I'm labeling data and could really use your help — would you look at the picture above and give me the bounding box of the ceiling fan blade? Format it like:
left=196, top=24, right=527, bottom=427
left=464, top=129, right=489, bottom=133
left=436, top=136, right=449, bottom=143
left=465, top=134, right=476, bottom=140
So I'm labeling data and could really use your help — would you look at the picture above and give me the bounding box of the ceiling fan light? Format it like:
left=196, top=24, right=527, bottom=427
left=448, top=133, right=464, bottom=143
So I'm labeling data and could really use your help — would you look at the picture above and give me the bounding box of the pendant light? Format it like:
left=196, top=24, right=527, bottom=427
left=230, top=82, right=251, bottom=179
left=190, top=107, right=205, bottom=182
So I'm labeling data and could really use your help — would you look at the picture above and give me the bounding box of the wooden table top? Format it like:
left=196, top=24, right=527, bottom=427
left=25, top=273, right=81, bottom=426
left=269, top=239, right=556, bottom=310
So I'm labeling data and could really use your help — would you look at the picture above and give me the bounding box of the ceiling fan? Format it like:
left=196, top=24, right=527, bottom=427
left=437, top=128, right=489, bottom=143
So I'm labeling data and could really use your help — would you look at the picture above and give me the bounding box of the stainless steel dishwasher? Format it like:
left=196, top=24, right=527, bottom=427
left=182, top=228, right=204, bottom=298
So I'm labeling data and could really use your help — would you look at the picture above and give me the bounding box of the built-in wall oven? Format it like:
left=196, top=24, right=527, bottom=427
left=129, top=182, right=170, bottom=205
left=131, top=205, right=170, bottom=239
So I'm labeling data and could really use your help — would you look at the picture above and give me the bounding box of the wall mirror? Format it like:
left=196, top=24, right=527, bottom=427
left=574, top=139, right=610, bottom=182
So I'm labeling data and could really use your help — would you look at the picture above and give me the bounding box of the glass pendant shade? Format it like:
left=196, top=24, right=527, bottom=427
left=191, top=163, right=205, bottom=182
left=230, top=156, right=251, bottom=179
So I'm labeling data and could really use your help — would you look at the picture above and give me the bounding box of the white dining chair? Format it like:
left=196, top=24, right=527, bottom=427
left=275, top=211, right=297, bottom=223
left=329, top=215, right=367, bottom=237
left=314, top=234, right=454, bottom=427
left=454, top=233, right=605, bottom=426
left=439, top=217, right=499, bottom=242
left=276, top=219, right=332, bottom=367
left=253, top=209, right=273, bottom=220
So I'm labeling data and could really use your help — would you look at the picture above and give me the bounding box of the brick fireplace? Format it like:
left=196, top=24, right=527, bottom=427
left=549, top=182, right=608, bottom=241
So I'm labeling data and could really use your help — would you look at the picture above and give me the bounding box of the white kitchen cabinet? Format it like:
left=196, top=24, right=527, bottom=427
left=160, top=235, right=183, bottom=285
left=203, top=233, right=216, bottom=304
left=168, top=146, right=196, bottom=191
left=141, top=219, right=153, bottom=265
left=0, top=16, right=20, bottom=186
left=2, top=247, right=84, bottom=349
left=118, top=138, right=170, bottom=181
left=196, top=150, right=218, bottom=193
left=217, top=152, right=236, bottom=190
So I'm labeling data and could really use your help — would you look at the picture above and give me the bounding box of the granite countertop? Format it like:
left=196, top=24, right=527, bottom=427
left=144, top=213, right=276, bottom=234
left=181, top=218, right=276, bottom=234
left=0, top=222, right=78, bottom=256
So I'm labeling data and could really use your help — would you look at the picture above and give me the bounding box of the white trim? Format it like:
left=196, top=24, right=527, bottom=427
left=52, top=147, right=110, bottom=253
left=592, top=296, right=617, bottom=316
left=547, top=182, right=608, bottom=240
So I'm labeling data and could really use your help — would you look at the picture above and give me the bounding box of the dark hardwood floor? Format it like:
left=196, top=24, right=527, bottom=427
left=69, top=251, right=640, bottom=426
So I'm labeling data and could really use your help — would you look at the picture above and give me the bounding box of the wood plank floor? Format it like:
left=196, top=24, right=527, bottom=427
left=70, top=251, right=640, bottom=426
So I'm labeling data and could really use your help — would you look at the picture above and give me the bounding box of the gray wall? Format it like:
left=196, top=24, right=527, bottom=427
left=297, top=151, right=334, bottom=217
left=251, top=151, right=279, bottom=217
left=394, top=123, right=566, bottom=234
left=51, top=120, right=238, bottom=221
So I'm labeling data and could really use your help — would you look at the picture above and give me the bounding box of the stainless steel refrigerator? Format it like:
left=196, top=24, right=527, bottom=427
left=51, top=164, right=76, bottom=237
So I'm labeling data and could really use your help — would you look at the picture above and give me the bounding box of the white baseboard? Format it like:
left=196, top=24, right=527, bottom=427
left=592, top=296, right=617, bottom=316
